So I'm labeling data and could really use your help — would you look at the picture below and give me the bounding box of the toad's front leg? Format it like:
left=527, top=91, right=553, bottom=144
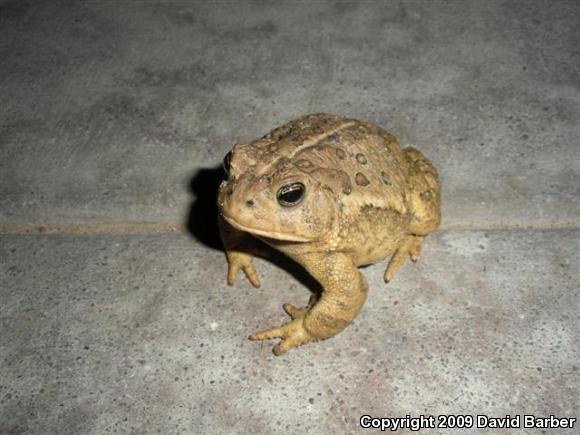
left=249, top=252, right=368, bottom=356
left=218, top=215, right=266, bottom=288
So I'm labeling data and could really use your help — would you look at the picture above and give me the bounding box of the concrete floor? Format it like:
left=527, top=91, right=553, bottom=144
left=0, top=1, right=578, bottom=434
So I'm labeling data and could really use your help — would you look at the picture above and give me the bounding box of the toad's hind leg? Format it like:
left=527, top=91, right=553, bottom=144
left=383, top=147, right=441, bottom=283
left=384, top=235, right=423, bottom=283
left=249, top=253, right=367, bottom=356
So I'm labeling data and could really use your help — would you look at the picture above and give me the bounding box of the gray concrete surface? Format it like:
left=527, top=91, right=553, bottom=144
left=1, top=0, right=579, bottom=229
left=1, top=231, right=579, bottom=434
left=1, top=0, right=579, bottom=434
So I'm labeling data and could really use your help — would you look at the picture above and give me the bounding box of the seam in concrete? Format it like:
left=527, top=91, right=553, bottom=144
left=439, top=220, right=580, bottom=231
left=0, top=222, right=182, bottom=236
left=0, top=220, right=578, bottom=236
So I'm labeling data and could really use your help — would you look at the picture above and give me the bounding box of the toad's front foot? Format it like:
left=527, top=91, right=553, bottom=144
left=249, top=316, right=315, bottom=356
left=226, top=251, right=261, bottom=288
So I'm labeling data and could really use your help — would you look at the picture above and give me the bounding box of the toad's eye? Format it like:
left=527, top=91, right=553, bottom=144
left=277, top=182, right=305, bottom=207
left=222, top=151, right=232, bottom=177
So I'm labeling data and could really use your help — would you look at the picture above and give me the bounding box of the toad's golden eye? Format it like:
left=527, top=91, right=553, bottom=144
left=222, top=151, right=232, bottom=177
left=277, top=182, right=305, bottom=207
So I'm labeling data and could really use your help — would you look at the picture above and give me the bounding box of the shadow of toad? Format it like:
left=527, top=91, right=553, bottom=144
left=185, top=165, right=322, bottom=296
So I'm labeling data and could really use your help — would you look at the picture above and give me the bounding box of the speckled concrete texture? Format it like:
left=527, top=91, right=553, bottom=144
left=1, top=0, right=578, bottom=228
left=0, top=231, right=578, bottom=434
left=1, top=0, right=579, bottom=434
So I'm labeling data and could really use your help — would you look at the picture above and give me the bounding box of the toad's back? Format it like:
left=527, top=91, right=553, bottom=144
left=244, top=113, right=412, bottom=215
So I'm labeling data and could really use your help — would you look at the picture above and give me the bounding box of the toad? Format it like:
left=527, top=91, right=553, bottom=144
left=217, top=114, right=441, bottom=355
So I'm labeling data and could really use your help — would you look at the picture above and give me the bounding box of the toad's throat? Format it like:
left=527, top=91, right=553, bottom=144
left=221, top=214, right=313, bottom=242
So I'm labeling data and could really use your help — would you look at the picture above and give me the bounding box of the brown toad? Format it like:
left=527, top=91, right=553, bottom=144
left=217, top=113, right=441, bottom=356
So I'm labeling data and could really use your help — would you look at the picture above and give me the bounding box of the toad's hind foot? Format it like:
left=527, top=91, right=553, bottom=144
left=251, top=294, right=319, bottom=355
left=384, top=235, right=423, bottom=283
left=409, top=236, right=423, bottom=262
left=249, top=318, right=315, bottom=356
left=283, top=293, right=319, bottom=320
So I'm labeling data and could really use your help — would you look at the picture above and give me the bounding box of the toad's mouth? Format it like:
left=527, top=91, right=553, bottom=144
left=221, top=213, right=312, bottom=242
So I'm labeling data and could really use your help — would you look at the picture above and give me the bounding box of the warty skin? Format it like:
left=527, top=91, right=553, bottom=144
left=218, top=113, right=441, bottom=355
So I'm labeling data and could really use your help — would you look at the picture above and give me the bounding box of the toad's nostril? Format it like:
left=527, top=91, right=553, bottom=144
left=246, top=199, right=255, bottom=207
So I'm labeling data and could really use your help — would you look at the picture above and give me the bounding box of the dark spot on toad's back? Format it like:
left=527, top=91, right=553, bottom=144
left=336, top=148, right=346, bottom=159
left=328, top=133, right=340, bottom=143
left=355, top=173, right=370, bottom=186
left=356, top=153, right=367, bottom=164
left=381, top=171, right=392, bottom=186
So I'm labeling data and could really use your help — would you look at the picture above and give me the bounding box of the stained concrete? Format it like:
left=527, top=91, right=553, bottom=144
left=1, top=0, right=579, bottom=434
left=0, top=231, right=578, bottom=434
